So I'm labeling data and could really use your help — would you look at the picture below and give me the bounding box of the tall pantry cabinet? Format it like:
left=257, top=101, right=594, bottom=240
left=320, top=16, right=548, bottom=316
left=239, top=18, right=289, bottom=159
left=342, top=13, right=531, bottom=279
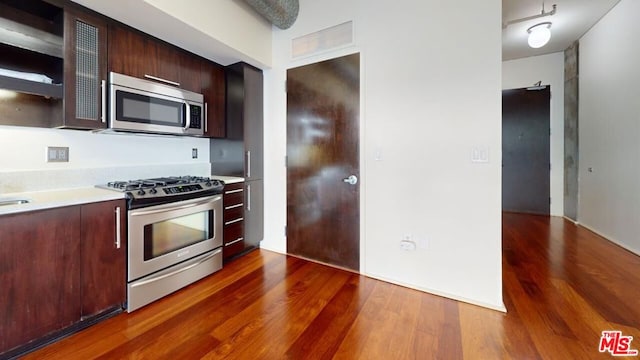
left=211, top=63, right=264, bottom=257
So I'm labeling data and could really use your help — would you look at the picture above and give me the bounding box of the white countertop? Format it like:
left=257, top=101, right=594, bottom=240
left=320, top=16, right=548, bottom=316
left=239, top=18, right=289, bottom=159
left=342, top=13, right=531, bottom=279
left=0, top=187, right=126, bottom=216
left=0, top=176, right=244, bottom=216
left=211, top=175, right=245, bottom=184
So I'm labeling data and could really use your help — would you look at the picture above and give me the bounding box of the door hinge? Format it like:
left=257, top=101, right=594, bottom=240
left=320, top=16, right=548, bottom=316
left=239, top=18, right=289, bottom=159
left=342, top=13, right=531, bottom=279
left=549, top=197, right=552, bottom=204
left=284, top=225, right=287, bottom=237
left=285, top=155, right=288, bottom=167
left=285, top=80, right=287, bottom=92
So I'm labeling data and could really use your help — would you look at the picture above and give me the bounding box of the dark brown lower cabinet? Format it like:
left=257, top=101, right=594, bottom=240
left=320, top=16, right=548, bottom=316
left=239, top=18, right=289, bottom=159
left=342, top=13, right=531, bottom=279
left=0, top=199, right=126, bottom=358
left=0, top=206, right=82, bottom=355
left=223, top=182, right=245, bottom=261
left=80, top=199, right=126, bottom=318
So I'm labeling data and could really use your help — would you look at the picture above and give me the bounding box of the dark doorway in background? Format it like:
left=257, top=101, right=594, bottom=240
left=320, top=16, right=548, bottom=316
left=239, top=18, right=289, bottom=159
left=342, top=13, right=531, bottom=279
left=502, top=87, right=551, bottom=215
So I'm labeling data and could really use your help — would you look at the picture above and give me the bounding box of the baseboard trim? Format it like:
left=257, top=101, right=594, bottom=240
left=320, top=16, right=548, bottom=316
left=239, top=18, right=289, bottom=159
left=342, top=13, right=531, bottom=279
left=578, top=223, right=640, bottom=257
left=364, top=272, right=507, bottom=313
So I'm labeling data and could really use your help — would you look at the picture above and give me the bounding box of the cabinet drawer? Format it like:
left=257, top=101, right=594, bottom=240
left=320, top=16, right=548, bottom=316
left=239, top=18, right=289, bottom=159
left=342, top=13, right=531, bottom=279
left=223, top=238, right=245, bottom=260
left=224, top=205, right=244, bottom=222
left=224, top=189, right=244, bottom=206
left=224, top=221, right=244, bottom=245
left=224, top=183, right=244, bottom=192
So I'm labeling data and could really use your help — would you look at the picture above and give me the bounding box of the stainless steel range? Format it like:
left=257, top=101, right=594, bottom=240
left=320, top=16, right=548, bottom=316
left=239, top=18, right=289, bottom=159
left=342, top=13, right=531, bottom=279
left=98, top=176, right=225, bottom=312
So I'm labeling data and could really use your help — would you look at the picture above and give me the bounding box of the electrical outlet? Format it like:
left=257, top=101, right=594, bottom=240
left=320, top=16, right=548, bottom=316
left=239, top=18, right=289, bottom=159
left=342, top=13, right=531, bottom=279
left=400, top=240, right=416, bottom=251
left=192, top=148, right=198, bottom=159
left=47, top=146, right=69, bottom=162
left=400, top=234, right=415, bottom=251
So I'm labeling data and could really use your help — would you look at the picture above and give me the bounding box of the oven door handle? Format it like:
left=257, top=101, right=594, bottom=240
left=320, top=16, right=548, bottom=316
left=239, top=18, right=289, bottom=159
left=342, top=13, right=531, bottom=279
left=130, top=195, right=221, bottom=216
left=130, top=249, right=221, bottom=288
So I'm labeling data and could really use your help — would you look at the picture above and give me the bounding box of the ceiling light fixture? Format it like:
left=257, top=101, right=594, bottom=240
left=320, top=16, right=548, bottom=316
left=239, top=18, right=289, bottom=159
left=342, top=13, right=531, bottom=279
left=527, top=22, right=552, bottom=48
left=503, top=2, right=556, bottom=28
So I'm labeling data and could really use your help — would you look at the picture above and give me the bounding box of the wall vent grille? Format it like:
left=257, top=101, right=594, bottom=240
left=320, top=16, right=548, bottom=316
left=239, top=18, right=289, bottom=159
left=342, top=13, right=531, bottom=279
left=292, top=21, right=353, bottom=59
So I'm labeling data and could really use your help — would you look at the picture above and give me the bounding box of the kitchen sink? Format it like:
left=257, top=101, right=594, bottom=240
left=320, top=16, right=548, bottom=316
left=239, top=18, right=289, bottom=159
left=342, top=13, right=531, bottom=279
left=0, top=198, right=31, bottom=206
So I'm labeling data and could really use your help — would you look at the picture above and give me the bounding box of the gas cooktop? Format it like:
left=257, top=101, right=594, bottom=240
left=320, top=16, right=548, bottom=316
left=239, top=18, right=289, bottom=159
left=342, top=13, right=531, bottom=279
left=97, top=176, right=225, bottom=208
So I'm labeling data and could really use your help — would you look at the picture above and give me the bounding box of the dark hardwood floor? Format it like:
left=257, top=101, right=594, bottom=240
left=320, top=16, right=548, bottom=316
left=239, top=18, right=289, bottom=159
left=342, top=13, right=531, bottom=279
left=22, top=213, right=640, bottom=359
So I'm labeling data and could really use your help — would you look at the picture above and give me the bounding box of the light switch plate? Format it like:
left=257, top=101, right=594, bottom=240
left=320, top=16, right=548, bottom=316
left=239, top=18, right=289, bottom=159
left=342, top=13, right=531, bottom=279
left=192, top=148, right=198, bottom=159
left=471, top=146, right=489, bottom=163
left=47, top=146, right=69, bottom=162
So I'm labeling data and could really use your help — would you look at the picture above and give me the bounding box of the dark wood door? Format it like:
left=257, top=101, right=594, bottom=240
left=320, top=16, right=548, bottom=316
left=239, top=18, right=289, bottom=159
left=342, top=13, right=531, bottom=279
left=108, top=24, right=180, bottom=85
left=0, top=207, right=81, bottom=355
left=502, top=87, right=551, bottom=214
left=286, top=53, right=360, bottom=271
left=63, top=6, right=108, bottom=129
left=201, top=60, right=226, bottom=138
left=108, top=24, right=145, bottom=78
left=149, top=40, right=180, bottom=84
left=178, top=51, right=201, bottom=93
left=80, top=200, right=126, bottom=318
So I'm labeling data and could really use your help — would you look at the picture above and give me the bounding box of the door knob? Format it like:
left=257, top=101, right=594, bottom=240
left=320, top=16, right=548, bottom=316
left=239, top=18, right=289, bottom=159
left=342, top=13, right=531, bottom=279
left=342, top=175, right=358, bottom=185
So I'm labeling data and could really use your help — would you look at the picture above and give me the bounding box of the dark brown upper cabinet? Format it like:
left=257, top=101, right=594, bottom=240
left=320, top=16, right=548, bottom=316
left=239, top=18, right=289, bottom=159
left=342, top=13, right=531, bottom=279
left=179, top=50, right=202, bottom=93
left=0, top=0, right=108, bottom=130
left=62, top=5, right=108, bottom=129
left=201, top=60, right=226, bottom=138
left=109, top=23, right=199, bottom=92
left=107, top=24, right=145, bottom=78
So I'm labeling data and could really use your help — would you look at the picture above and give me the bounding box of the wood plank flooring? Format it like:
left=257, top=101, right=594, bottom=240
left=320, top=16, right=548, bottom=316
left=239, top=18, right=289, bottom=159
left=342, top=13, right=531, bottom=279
left=22, top=213, right=640, bottom=359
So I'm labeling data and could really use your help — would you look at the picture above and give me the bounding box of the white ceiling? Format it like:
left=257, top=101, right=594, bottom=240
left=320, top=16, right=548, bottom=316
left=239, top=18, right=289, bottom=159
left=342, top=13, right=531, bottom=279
left=502, top=0, right=621, bottom=60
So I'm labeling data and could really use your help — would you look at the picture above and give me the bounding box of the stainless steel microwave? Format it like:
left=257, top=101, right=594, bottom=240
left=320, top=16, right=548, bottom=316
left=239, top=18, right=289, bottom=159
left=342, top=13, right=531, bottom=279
left=109, top=72, right=204, bottom=136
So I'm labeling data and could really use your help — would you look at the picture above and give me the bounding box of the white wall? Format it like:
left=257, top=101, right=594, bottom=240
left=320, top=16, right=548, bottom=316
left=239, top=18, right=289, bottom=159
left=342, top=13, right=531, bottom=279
left=72, top=0, right=273, bottom=67
left=578, top=0, right=640, bottom=255
left=502, top=53, right=565, bottom=216
left=262, top=0, right=504, bottom=310
left=0, top=125, right=209, bottom=192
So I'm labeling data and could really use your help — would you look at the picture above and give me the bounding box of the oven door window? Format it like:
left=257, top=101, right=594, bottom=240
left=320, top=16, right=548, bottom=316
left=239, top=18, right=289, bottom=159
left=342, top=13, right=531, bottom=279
left=143, top=210, right=213, bottom=260
left=116, top=90, right=185, bottom=127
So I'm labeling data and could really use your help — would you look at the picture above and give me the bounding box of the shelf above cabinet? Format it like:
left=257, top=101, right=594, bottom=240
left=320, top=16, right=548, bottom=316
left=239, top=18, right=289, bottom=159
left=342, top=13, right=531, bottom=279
left=0, top=74, right=63, bottom=98
left=0, top=17, right=63, bottom=59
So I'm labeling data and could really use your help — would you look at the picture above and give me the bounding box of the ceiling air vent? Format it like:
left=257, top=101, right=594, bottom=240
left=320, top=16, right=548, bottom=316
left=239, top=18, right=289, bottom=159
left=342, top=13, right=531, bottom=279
left=292, top=21, right=353, bottom=59
left=244, top=0, right=299, bottom=30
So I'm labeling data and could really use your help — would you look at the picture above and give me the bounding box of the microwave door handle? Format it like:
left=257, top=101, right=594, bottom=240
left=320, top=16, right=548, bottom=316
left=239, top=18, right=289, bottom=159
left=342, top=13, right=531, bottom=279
left=183, top=102, right=191, bottom=132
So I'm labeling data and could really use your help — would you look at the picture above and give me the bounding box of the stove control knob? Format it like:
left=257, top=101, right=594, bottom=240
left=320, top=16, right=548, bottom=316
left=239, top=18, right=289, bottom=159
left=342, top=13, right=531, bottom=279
left=150, top=188, right=158, bottom=194
left=137, top=189, right=146, bottom=196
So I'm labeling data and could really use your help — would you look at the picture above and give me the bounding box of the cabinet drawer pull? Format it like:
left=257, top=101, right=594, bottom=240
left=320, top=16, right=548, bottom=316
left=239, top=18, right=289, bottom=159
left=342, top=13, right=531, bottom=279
left=115, top=206, right=121, bottom=249
left=225, top=189, right=244, bottom=195
left=144, top=74, right=180, bottom=87
left=225, top=203, right=243, bottom=210
left=225, top=218, right=244, bottom=226
left=225, top=237, right=244, bottom=246
left=246, top=151, right=251, bottom=178
left=247, top=184, right=251, bottom=212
